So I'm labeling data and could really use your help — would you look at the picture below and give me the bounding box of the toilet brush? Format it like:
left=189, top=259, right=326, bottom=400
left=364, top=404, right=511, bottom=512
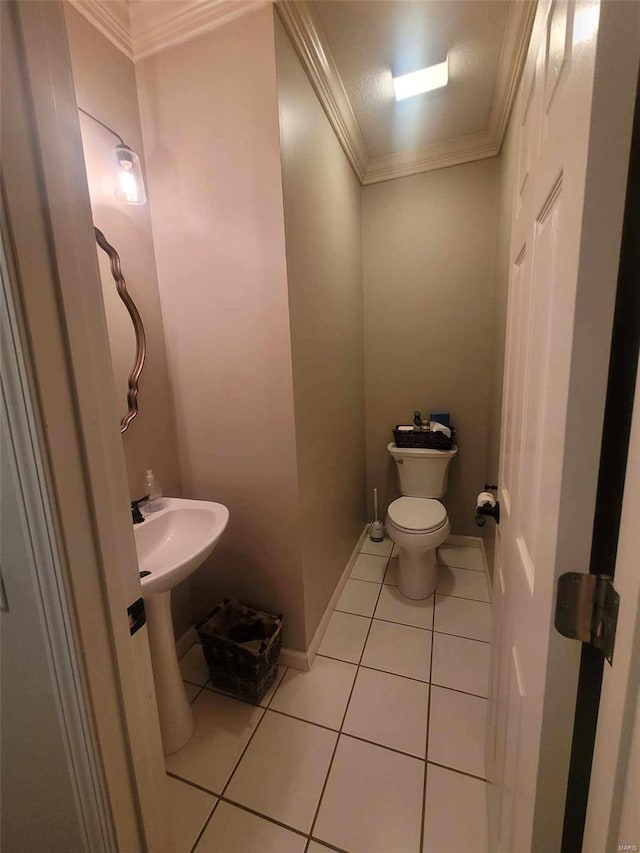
left=370, top=488, right=385, bottom=542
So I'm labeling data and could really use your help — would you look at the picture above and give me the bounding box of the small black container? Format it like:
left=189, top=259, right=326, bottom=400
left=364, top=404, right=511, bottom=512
left=196, top=599, right=283, bottom=704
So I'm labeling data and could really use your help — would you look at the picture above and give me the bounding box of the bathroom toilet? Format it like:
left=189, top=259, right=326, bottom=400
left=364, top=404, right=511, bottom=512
left=386, top=442, right=458, bottom=600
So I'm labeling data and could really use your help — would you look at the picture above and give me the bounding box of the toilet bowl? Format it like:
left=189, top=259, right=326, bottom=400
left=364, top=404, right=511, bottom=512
left=386, top=442, right=457, bottom=600
left=386, top=496, right=450, bottom=599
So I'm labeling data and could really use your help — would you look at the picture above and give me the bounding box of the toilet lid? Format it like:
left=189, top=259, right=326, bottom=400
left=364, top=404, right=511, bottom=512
left=387, top=497, right=447, bottom=532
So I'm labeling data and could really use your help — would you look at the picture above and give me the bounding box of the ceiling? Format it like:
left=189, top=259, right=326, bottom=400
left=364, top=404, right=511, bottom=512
left=71, top=0, right=535, bottom=184
left=279, top=0, right=534, bottom=182
left=311, top=1, right=510, bottom=160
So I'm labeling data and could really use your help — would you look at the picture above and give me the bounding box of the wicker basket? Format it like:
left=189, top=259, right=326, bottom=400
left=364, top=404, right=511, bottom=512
left=392, top=425, right=456, bottom=451
left=196, top=599, right=283, bottom=704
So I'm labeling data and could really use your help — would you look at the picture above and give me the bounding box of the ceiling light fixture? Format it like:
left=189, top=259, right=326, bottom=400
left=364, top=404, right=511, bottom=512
left=392, top=58, right=449, bottom=101
left=78, top=107, right=147, bottom=205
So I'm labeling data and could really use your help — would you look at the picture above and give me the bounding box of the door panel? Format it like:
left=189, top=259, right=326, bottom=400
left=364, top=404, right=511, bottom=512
left=488, top=1, right=638, bottom=849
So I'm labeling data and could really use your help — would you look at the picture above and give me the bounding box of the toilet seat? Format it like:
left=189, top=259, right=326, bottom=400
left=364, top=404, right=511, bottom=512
left=387, top=497, right=447, bottom=533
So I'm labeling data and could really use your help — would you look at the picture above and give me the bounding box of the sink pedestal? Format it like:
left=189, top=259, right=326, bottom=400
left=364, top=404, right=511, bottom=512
left=145, top=591, right=195, bottom=755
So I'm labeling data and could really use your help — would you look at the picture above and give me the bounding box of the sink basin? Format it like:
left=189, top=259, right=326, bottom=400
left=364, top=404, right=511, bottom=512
left=135, top=497, right=229, bottom=595
left=134, top=497, right=229, bottom=755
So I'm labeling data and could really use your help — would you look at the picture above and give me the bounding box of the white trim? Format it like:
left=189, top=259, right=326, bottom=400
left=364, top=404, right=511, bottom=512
left=68, top=0, right=133, bottom=60
left=305, top=525, right=370, bottom=669
left=275, top=0, right=368, bottom=183
left=132, top=0, right=266, bottom=61
left=445, top=532, right=491, bottom=593
left=445, top=533, right=485, bottom=550
left=363, top=132, right=499, bottom=185
left=175, top=526, right=487, bottom=673
left=8, top=4, right=170, bottom=846
left=174, top=526, right=370, bottom=673
left=1, top=222, right=115, bottom=851
left=478, top=537, right=490, bottom=589
left=279, top=647, right=311, bottom=672
left=175, top=625, right=198, bottom=659
left=276, top=0, right=535, bottom=184
left=487, top=0, right=537, bottom=151
left=71, top=0, right=534, bottom=185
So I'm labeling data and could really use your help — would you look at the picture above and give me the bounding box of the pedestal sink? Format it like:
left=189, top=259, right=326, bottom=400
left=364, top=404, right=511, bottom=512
left=134, top=498, right=229, bottom=755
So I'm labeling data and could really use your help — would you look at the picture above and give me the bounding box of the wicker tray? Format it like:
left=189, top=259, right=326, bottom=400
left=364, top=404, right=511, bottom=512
left=196, top=599, right=283, bottom=704
left=393, top=426, right=456, bottom=451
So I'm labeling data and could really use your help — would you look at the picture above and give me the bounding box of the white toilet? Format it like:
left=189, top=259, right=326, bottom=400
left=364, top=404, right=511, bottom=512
left=385, top=442, right=458, bottom=600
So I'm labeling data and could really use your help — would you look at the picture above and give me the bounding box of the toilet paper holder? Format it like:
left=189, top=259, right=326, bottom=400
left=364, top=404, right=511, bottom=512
left=476, top=484, right=500, bottom=527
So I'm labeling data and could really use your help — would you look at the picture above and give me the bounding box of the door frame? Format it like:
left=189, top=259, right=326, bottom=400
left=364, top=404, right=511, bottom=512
left=1, top=215, right=117, bottom=851
left=2, top=2, right=169, bottom=849
left=569, top=69, right=640, bottom=852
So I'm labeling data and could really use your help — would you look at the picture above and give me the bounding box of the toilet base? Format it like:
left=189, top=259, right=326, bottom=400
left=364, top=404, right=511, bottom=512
left=397, top=546, right=438, bottom=600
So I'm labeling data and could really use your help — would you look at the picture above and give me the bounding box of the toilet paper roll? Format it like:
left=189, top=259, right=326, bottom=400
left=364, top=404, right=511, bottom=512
left=477, top=491, right=496, bottom=508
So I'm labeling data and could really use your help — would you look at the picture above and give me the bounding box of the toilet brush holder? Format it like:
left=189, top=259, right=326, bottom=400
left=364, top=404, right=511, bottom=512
left=370, top=520, right=384, bottom=542
left=370, top=488, right=385, bottom=541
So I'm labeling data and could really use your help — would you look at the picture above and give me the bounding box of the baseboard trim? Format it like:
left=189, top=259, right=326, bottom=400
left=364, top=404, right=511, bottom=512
left=445, top=532, right=491, bottom=598
left=446, top=533, right=485, bottom=549
left=278, top=647, right=310, bottom=671
left=281, top=524, right=369, bottom=672
left=176, top=529, right=491, bottom=665
left=175, top=625, right=198, bottom=659
left=173, top=526, right=370, bottom=673
left=305, top=524, right=369, bottom=669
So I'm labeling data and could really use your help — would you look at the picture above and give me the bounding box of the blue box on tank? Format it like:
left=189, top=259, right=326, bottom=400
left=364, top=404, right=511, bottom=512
left=429, top=411, right=450, bottom=427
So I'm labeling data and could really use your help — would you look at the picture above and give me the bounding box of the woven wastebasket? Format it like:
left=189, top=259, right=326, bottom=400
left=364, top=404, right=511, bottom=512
left=195, top=599, right=283, bottom=704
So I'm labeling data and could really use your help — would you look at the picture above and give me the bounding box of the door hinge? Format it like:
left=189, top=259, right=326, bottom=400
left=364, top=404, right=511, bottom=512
left=555, top=573, right=619, bottom=664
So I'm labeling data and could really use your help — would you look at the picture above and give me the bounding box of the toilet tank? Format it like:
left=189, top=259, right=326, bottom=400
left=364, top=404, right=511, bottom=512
left=387, top=443, right=458, bottom=498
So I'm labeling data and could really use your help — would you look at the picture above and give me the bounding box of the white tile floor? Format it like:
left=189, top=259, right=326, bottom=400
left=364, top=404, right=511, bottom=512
left=170, top=537, right=491, bottom=853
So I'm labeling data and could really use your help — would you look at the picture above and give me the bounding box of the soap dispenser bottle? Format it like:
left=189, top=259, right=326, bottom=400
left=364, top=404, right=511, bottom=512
left=145, top=469, right=163, bottom=511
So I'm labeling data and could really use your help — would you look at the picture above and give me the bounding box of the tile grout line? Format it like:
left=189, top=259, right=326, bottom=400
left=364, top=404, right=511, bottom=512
left=184, top=670, right=486, bottom=759
left=419, top=575, right=437, bottom=853
left=174, top=689, right=489, bottom=774
left=331, top=611, right=491, bottom=644
left=382, top=585, right=492, bottom=605
left=217, top=796, right=310, bottom=841
left=177, top=542, right=488, bottom=850
left=312, top=654, right=490, bottom=701
left=185, top=661, right=289, bottom=850
left=306, top=545, right=392, bottom=849
left=169, top=769, right=334, bottom=845
left=188, top=799, right=219, bottom=853
left=425, top=759, right=488, bottom=784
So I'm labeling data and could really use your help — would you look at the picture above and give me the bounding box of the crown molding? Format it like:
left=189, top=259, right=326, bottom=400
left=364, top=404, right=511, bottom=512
left=71, top=0, right=534, bottom=184
left=276, top=0, right=535, bottom=185
left=488, top=0, right=537, bottom=150
left=70, top=1, right=267, bottom=63
left=276, top=1, right=369, bottom=183
left=131, top=0, right=266, bottom=61
left=68, top=0, right=133, bottom=60
left=364, top=131, right=499, bottom=185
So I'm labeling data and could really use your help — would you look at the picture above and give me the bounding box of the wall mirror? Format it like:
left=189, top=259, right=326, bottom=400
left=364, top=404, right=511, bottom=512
left=94, top=227, right=146, bottom=432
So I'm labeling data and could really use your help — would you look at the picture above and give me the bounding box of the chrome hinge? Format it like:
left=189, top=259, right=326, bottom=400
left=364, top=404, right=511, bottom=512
left=555, top=573, right=619, bottom=664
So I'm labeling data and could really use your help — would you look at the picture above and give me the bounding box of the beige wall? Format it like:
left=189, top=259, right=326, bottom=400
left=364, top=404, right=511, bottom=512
left=64, top=7, right=189, bottom=636
left=64, top=7, right=181, bottom=502
left=362, top=159, right=500, bottom=537
left=274, top=16, right=366, bottom=645
left=136, top=6, right=307, bottom=650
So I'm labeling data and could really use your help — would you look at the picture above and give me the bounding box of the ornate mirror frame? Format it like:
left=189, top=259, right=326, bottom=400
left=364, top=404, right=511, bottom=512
left=95, top=227, right=146, bottom=432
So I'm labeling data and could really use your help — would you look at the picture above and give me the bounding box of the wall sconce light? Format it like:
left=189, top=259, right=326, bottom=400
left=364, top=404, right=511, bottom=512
left=78, top=107, right=147, bottom=205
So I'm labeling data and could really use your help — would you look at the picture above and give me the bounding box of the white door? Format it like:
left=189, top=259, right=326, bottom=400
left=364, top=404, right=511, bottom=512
left=487, top=1, right=639, bottom=850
